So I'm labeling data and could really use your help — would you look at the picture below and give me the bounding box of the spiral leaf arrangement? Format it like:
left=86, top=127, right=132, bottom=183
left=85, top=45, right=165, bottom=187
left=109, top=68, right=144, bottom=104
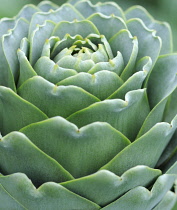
left=0, top=0, right=177, bottom=209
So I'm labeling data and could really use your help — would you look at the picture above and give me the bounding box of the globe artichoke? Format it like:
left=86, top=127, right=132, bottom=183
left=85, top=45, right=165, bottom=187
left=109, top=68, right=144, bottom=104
left=0, top=0, right=177, bottom=209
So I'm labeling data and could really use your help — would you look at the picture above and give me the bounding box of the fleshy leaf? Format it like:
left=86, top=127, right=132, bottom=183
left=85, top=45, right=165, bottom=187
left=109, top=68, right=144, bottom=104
left=125, top=6, right=173, bottom=54
left=156, top=130, right=177, bottom=171
left=153, top=191, right=177, bottom=210
left=34, top=56, right=77, bottom=84
left=88, top=51, right=124, bottom=75
left=52, top=20, right=100, bottom=39
left=102, top=174, right=176, bottom=210
left=3, top=18, right=29, bottom=82
left=163, top=87, right=177, bottom=123
left=20, top=117, right=130, bottom=178
left=51, top=34, right=83, bottom=59
left=17, top=49, right=37, bottom=88
left=18, top=76, right=100, bottom=118
left=102, top=116, right=177, bottom=176
left=29, top=3, right=84, bottom=36
left=75, top=0, right=124, bottom=19
left=56, top=55, right=95, bottom=73
left=87, top=13, right=127, bottom=41
left=109, top=30, right=138, bottom=81
left=127, top=18, right=161, bottom=67
left=67, top=89, right=150, bottom=141
left=0, top=86, right=47, bottom=135
left=61, top=166, right=161, bottom=206
left=29, top=20, right=56, bottom=66
left=57, top=70, right=124, bottom=100
left=147, top=54, right=177, bottom=108
left=0, top=132, right=73, bottom=186
left=38, top=1, right=59, bottom=12
left=0, top=173, right=100, bottom=209
left=0, top=19, right=16, bottom=38
left=16, top=4, right=40, bottom=21
left=0, top=184, right=24, bottom=210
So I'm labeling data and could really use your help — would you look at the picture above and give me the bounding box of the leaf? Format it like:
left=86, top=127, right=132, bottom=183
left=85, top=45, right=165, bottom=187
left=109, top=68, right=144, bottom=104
left=127, top=18, right=161, bottom=67
left=29, top=3, right=84, bottom=37
left=52, top=20, right=100, bottom=39
left=29, top=20, right=56, bottom=66
left=57, top=70, right=123, bottom=100
left=102, top=174, right=176, bottom=210
left=163, top=87, right=177, bottom=123
left=125, top=6, right=173, bottom=54
left=0, top=184, right=25, bottom=209
left=157, top=130, right=177, bottom=173
left=0, top=19, right=16, bottom=38
left=0, top=132, right=73, bottom=186
left=20, top=116, right=130, bottom=178
left=17, top=49, right=37, bottom=88
left=38, top=1, right=59, bottom=12
left=88, top=51, right=124, bottom=75
left=109, top=29, right=138, bottom=81
left=108, top=56, right=152, bottom=100
left=34, top=56, right=77, bottom=84
left=0, top=86, right=47, bottom=136
left=87, top=13, right=127, bottom=41
left=16, top=4, right=40, bottom=21
left=75, top=0, right=124, bottom=19
left=61, top=166, right=161, bottom=206
left=101, top=116, right=177, bottom=176
left=56, top=55, right=95, bottom=73
left=0, top=173, right=100, bottom=209
left=18, top=76, right=100, bottom=118
left=3, top=18, right=29, bottom=82
left=147, top=54, right=177, bottom=108
left=153, top=191, right=177, bottom=210
left=67, top=89, right=150, bottom=141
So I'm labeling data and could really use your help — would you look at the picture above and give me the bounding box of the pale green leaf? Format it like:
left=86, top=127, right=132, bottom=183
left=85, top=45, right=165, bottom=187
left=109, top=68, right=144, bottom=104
left=0, top=86, right=47, bottom=135
left=0, top=132, right=73, bottom=186
left=18, top=76, right=100, bottom=118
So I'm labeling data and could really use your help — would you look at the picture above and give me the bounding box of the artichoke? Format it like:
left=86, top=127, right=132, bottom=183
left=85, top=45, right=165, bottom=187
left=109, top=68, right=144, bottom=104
left=0, top=0, right=177, bottom=209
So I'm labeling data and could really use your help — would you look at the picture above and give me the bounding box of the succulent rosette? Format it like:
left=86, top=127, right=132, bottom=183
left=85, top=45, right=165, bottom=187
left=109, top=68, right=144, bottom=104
left=0, top=0, right=177, bottom=209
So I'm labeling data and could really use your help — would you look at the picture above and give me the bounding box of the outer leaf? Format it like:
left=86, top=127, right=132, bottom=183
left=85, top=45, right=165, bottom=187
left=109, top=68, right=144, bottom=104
left=75, top=0, right=124, bottom=19
left=87, top=13, right=127, bottom=41
left=18, top=76, right=100, bottom=118
left=102, top=116, right=177, bottom=176
left=127, top=18, right=161, bottom=67
left=147, top=54, right=177, bottom=108
left=0, top=173, right=100, bottom=209
left=29, top=3, right=84, bottom=36
left=153, top=191, right=177, bottom=210
left=16, top=5, right=40, bottom=21
left=38, top=1, right=59, bottom=12
left=29, top=20, right=56, bottom=66
left=125, top=6, right=173, bottom=54
left=0, top=184, right=25, bottom=210
left=61, top=166, right=161, bottom=206
left=0, top=86, right=47, bottom=135
left=20, top=117, right=130, bottom=178
left=0, top=132, right=73, bottom=186
left=3, top=18, right=29, bottom=82
left=67, top=89, right=150, bottom=141
left=102, top=174, right=176, bottom=210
